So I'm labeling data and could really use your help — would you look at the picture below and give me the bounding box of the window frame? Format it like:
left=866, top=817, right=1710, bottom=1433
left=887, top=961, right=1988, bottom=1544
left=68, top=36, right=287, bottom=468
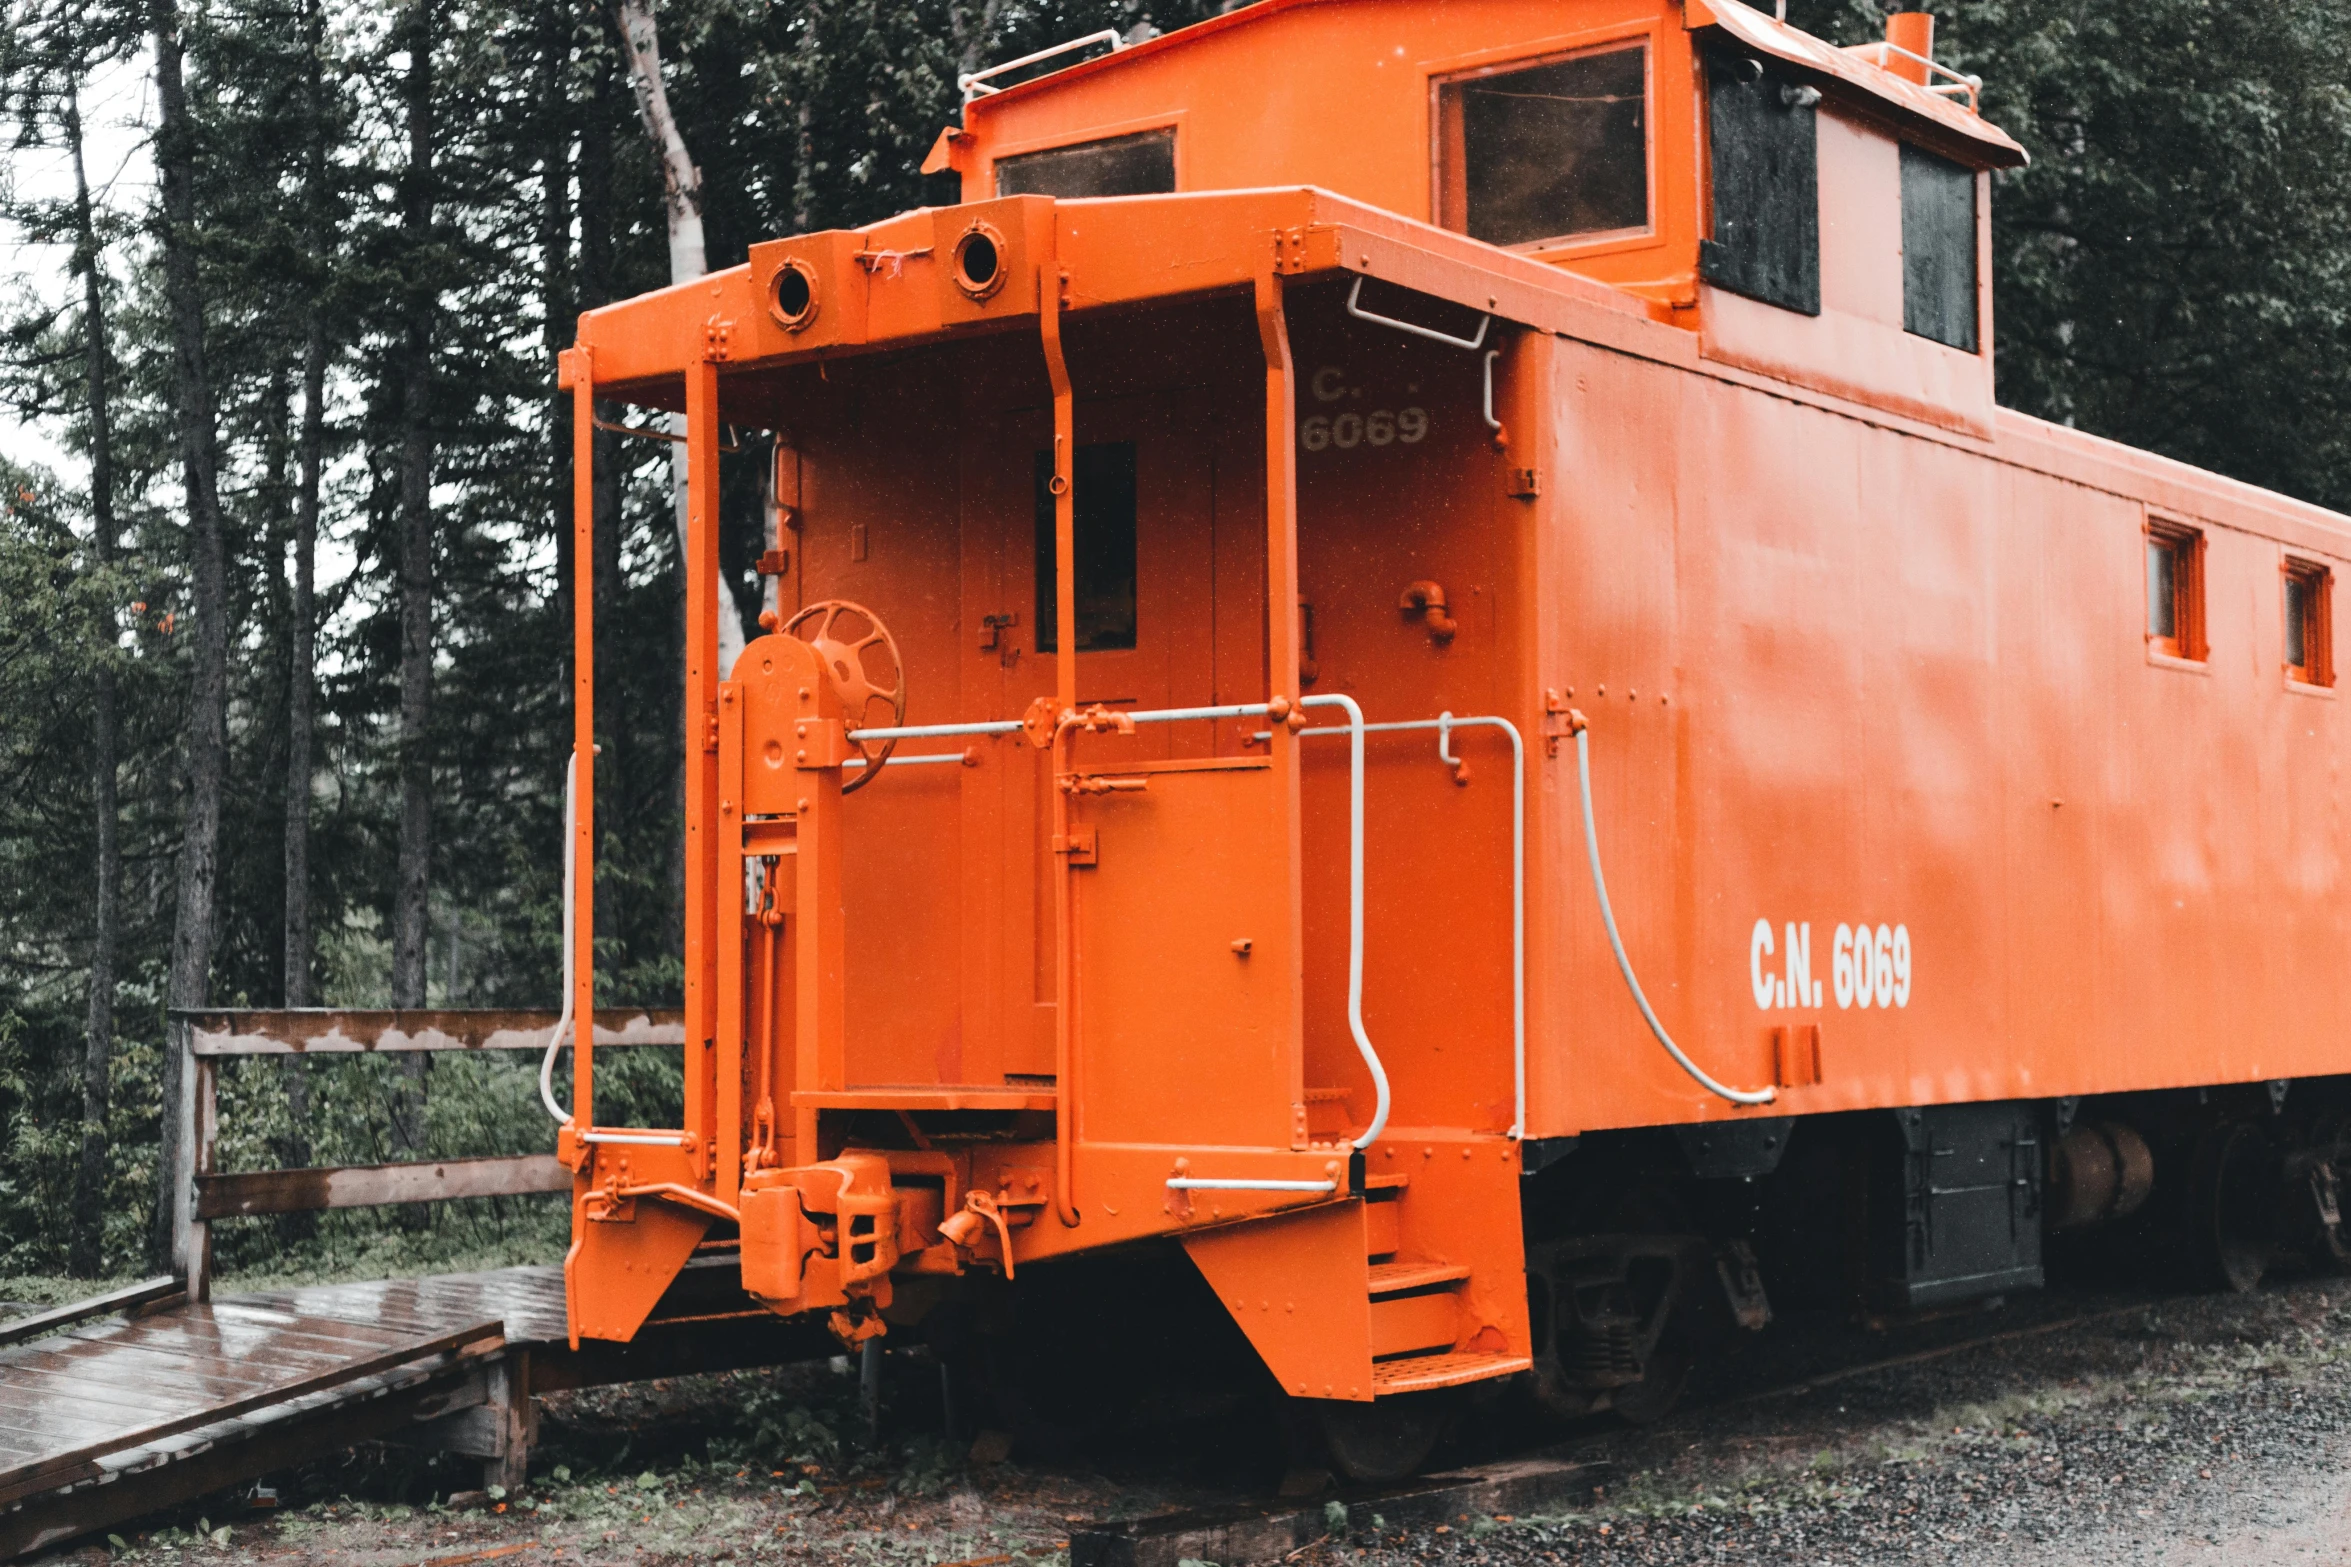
left=2283, top=555, right=2334, bottom=690
left=1430, top=34, right=1657, bottom=258
left=987, top=112, right=1184, bottom=200
left=2145, top=517, right=2207, bottom=666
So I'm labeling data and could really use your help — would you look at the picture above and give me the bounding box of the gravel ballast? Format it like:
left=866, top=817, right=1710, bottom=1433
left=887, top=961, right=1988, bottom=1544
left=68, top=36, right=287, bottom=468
left=56, top=1273, right=2351, bottom=1565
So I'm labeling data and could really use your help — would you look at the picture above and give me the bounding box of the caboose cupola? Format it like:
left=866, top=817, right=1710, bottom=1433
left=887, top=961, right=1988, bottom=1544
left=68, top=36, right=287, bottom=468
left=928, top=0, right=2024, bottom=430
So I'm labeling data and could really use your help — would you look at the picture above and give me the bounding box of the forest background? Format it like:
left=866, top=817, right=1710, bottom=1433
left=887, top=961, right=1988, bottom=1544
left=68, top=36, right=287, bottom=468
left=1, top=0, right=2346, bottom=1290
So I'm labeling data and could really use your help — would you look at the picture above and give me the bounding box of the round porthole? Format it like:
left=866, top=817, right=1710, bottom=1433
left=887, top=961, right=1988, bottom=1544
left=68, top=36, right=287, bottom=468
left=770, top=258, right=819, bottom=331
left=951, top=222, right=1008, bottom=302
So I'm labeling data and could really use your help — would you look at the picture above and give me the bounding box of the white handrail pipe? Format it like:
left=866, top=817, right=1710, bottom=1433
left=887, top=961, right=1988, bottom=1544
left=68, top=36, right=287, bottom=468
left=1298, top=692, right=1391, bottom=1149
left=1574, top=724, right=1777, bottom=1106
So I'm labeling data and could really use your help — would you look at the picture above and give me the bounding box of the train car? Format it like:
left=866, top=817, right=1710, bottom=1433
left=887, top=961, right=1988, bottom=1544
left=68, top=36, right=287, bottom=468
left=549, top=0, right=2351, bottom=1477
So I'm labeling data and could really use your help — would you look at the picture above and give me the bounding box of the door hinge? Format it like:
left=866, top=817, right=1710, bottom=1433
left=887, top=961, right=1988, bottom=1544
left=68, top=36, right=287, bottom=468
left=1052, top=826, right=1098, bottom=866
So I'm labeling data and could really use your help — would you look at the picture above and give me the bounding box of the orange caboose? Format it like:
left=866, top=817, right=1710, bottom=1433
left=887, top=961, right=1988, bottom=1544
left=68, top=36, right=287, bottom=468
left=549, top=0, right=2351, bottom=1474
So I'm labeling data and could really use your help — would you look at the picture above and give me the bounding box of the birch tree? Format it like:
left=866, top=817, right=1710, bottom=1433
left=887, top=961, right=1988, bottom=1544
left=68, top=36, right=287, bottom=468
left=615, top=0, right=744, bottom=675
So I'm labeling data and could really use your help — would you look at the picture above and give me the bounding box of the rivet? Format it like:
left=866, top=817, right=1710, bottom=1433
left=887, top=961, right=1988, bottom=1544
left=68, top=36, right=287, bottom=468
left=1628, top=688, right=1637, bottom=700
left=1597, top=684, right=1606, bottom=696
left=796, top=749, right=807, bottom=761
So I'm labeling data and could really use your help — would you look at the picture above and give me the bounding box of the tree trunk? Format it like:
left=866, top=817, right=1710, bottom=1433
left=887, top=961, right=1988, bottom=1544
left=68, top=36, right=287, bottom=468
left=151, top=0, right=234, bottom=1273
left=581, top=47, right=625, bottom=812
left=65, top=66, right=120, bottom=1281
left=276, top=0, right=328, bottom=1237
left=613, top=0, right=743, bottom=676
left=539, top=0, right=575, bottom=636
left=390, top=0, right=439, bottom=1193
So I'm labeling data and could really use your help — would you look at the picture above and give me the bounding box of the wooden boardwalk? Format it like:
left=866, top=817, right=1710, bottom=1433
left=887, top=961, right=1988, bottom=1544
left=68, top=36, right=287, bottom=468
left=0, top=1259, right=828, bottom=1560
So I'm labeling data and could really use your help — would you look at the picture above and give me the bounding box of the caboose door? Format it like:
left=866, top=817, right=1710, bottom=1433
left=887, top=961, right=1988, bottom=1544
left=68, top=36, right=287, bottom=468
left=957, top=386, right=1294, bottom=1154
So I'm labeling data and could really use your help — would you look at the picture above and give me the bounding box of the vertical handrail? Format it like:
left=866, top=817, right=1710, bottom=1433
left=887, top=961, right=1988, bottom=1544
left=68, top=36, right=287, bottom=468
left=1282, top=712, right=1527, bottom=1140
left=682, top=362, right=723, bottom=1161
left=1437, top=713, right=1526, bottom=1139
left=566, top=351, right=598, bottom=1134
left=1041, top=267, right=1082, bottom=1229
left=538, top=751, right=579, bottom=1124
left=1298, top=693, right=1391, bottom=1149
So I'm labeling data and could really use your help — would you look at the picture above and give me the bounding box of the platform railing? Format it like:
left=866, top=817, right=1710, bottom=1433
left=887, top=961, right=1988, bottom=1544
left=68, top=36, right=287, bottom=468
left=165, top=1008, right=684, bottom=1300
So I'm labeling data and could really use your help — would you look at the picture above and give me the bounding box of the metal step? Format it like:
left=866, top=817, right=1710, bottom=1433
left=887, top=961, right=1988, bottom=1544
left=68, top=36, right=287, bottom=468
left=1366, top=1260, right=1471, bottom=1296
left=1369, top=1350, right=1534, bottom=1396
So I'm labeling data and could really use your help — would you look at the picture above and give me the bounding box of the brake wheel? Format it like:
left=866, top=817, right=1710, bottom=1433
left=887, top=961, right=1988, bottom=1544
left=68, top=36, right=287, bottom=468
left=781, top=600, right=906, bottom=793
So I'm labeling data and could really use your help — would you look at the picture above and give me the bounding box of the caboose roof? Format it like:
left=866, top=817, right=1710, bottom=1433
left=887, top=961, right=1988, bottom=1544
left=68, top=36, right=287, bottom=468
left=962, top=0, right=2025, bottom=172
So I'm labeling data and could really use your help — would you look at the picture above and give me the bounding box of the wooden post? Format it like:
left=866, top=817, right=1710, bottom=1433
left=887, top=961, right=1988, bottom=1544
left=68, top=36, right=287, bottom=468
left=481, top=1348, right=535, bottom=1493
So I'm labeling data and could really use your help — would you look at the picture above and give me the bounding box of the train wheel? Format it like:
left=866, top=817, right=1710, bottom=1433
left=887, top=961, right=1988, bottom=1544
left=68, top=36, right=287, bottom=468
left=2187, top=1121, right=2278, bottom=1294
left=1312, top=1394, right=1449, bottom=1483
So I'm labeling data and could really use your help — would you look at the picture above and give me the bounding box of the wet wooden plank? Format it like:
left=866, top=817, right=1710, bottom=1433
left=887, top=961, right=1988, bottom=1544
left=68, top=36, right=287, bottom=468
left=252, top=1266, right=573, bottom=1346
left=0, top=1352, right=298, bottom=1411
left=61, top=1306, right=433, bottom=1365
left=0, top=1277, right=181, bottom=1350
left=196, top=1154, right=570, bottom=1218
left=0, top=1318, right=501, bottom=1508
left=31, top=1331, right=365, bottom=1389
left=0, top=1349, right=486, bottom=1560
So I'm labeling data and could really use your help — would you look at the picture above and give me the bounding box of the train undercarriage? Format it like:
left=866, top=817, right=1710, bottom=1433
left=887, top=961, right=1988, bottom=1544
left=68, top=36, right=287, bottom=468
left=901, top=1079, right=2351, bottom=1480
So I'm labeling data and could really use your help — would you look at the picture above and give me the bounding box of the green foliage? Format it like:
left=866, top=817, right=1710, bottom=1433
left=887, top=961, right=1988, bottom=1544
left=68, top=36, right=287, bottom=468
left=1797, top=0, right=2351, bottom=508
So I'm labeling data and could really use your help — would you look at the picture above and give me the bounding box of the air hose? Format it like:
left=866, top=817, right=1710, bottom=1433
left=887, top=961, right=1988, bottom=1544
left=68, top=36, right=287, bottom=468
left=1574, top=723, right=1777, bottom=1107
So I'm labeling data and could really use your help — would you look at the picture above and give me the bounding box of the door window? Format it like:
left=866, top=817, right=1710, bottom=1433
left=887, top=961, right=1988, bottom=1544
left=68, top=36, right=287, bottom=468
left=1035, top=442, right=1139, bottom=652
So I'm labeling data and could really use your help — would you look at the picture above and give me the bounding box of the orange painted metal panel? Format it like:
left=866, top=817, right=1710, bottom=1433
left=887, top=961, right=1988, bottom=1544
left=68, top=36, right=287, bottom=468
left=1184, top=1201, right=1376, bottom=1401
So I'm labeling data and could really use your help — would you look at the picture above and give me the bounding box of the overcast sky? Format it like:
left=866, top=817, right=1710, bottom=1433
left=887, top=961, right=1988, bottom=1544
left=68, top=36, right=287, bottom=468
left=3, top=43, right=155, bottom=483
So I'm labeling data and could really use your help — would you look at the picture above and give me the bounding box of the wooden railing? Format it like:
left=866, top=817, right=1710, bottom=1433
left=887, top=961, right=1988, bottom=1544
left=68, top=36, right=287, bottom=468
left=166, top=1008, right=684, bottom=1300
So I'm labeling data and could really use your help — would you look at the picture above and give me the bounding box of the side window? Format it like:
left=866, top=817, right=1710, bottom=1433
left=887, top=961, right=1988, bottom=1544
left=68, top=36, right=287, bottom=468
left=1701, top=52, right=1819, bottom=315
left=1901, top=144, right=1978, bottom=350
left=2146, top=520, right=2206, bottom=662
left=995, top=130, right=1176, bottom=199
left=1035, top=442, right=1138, bottom=653
left=2285, top=558, right=2333, bottom=687
left=1436, top=44, right=1649, bottom=249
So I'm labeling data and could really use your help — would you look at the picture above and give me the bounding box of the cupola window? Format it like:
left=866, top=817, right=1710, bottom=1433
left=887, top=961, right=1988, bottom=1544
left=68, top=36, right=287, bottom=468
left=1701, top=51, right=1820, bottom=315
left=1901, top=144, right=1978, bottom=351
left=996, top=128, right=1176, bottom=199
left=1436, top=43, right=1649, bottom=250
